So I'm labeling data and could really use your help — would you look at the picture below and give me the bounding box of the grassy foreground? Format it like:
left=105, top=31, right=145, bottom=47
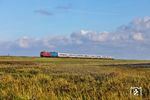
left=0, top=56, right=149, bottom=100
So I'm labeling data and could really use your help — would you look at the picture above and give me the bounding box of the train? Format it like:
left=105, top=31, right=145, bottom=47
left=40, top=51, right=113, bottom=59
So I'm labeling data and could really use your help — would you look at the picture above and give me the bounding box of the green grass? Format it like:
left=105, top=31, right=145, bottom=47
left=0, top=56, right=149, bottom=100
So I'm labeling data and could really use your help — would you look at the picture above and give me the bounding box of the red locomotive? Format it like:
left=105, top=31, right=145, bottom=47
left=40, top=51, right=51, bottom=57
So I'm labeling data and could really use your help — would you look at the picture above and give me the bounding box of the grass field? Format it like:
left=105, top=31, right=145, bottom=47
left=0, top=56, right=149, bottom=100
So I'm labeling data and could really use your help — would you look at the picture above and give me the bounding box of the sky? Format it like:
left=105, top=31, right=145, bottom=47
left=0, top=0, right=150, bottom=59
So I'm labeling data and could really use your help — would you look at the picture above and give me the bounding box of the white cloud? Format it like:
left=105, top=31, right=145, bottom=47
left=92, top=32, right=109, bottom=42
left=18, top=36, right=30, bottom=48
left=132, top=32, right=144, bottom=41
left=1, top=16, right=150, bottom=50
left=43, top=39, right=55, bottom=49
left=71, top=30, right=110, bottom=43
left=69, top=16, right=150, bottom=43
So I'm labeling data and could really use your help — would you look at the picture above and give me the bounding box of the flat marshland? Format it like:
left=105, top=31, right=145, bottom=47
left=0, top=56, right=149, bottom=100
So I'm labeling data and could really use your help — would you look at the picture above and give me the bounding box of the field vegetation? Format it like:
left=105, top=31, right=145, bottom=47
left=0, top=56, right=149, bottom=100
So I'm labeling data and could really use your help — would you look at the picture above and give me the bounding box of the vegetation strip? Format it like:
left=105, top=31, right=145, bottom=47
left=0, top=56, right=149, bottom=100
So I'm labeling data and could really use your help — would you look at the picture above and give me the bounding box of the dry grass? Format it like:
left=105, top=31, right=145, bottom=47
left=0, top=56, right=149, bottom=100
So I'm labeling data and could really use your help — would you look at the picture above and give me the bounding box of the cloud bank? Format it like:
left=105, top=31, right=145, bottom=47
left=1, top=16, right=150, bottom=59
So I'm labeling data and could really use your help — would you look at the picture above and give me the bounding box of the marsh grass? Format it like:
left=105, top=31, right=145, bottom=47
left=0, top=56, right=149, bottom=100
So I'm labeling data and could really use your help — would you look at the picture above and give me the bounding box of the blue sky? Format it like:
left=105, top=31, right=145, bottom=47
left=0, top=0, right=150, bottom=59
